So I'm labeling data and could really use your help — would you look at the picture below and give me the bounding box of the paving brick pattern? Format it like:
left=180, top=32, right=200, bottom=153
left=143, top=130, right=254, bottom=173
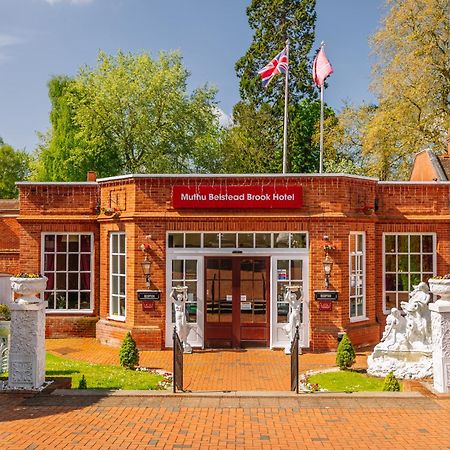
left=46, top=338, right=369, bottom=391
left=1, top=393, right=450, bottom=449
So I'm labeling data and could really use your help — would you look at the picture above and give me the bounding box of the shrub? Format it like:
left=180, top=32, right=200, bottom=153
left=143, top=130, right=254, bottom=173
left=0, top=304, right=10, bottom=321
left=78, top=375, right=87, bottom=389
left=383, top=372, right=401, bottom=391
left=336, top=334, right=356, bottom=369
left=119, top=332, right=140, bottom=369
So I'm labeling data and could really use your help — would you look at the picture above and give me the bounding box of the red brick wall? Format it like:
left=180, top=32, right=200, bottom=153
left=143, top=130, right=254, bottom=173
left=3, top=176, right=449, bottom=351
left=0, top=216, right=20, bottom=274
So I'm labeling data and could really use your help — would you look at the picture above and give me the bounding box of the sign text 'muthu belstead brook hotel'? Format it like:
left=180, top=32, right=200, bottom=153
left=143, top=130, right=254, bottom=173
left=172, top=185, right=302, bottom=209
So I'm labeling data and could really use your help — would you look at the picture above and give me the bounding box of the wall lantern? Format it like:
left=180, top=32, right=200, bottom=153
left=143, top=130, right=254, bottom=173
left=323, top=254, right=333, bottom=289
left=141, top=257, right=151, bottom=288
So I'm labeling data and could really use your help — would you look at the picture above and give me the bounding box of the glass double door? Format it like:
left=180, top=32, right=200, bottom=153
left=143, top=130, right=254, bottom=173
left=205, top=257, right=269, bottom=348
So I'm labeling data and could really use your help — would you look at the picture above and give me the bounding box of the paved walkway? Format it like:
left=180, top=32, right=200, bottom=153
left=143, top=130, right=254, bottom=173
left=46, top=338, right=370, bottom=391
left=1, top=391, right=450, bottom=449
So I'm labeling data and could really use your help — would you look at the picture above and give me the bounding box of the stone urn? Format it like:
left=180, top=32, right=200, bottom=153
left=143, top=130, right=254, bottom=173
left=10, top=276, right=48, bottom=304
left=428, top=278, right=450, bottom=306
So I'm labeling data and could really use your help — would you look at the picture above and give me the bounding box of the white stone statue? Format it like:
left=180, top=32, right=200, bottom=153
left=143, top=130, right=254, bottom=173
left=170, top=286, right=193, bottom=354
left=283, top=286, right=303, bottom=354
left=368, top=282, right=433, bottom=379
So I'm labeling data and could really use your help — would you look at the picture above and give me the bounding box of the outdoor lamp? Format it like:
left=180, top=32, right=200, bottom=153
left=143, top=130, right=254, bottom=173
left=323, top=254, right=333, bottom=289
left=141, top=257, right=151, bottom=288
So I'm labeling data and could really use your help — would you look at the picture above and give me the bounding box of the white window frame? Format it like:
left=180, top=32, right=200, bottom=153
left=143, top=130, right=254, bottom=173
left=41, top=232, right=94, bottom=314
left=382, top=232, right=436, bottom=314
left=166, top=231, right=309, bottom=349
left=349, top=232, right=366, bottom=322
left=109, top=232, right=126, bottom=321
left=165, top=255, right=204, bottom=348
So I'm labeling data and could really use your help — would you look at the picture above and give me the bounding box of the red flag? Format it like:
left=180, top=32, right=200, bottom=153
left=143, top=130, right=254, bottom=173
left=313, top=46, right=333, bottom=87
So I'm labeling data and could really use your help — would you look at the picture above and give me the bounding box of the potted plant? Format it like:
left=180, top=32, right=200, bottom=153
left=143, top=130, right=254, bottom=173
left=0, top=304, right=10, bottom=338
left=10, top=273, right=48, bottom=304
left=428, top=274, right=450, bottom=305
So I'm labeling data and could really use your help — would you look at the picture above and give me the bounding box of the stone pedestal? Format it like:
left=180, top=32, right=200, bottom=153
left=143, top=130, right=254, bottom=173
left=8, top=301, right=46, bottom=389
left=429, top=302, right=450, bottom=393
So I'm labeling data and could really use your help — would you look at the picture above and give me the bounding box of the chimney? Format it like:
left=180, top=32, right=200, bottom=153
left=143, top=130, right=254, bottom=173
left=87, top=171, right=97, bottom=182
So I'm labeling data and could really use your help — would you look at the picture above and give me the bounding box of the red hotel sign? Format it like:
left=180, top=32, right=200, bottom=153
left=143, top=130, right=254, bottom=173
left=172, top=185, right=302, bottom=209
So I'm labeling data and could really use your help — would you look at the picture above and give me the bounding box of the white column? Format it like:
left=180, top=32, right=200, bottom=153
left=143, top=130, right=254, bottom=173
left=429, top=302, right=450, bottom=393
left=8, top=301, right=46, bottom=389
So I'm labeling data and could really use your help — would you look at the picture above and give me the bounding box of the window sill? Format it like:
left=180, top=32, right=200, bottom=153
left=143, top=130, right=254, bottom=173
left=107, top=315, right=126, bottom=322
left=46, top=310, right=93, bottom=315
left=349, top=316, right=369, bottom=323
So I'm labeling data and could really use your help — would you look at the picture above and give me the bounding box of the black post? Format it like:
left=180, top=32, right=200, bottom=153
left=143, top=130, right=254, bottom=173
left=290, top=325, right=299, bottom=393
left=173, top=326, right=183, bottom=393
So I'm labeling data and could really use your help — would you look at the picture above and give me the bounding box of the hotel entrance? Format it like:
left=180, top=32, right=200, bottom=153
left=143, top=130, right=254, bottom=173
left=165, top=231, right=309, bottom=350
left=204, top=257, right=270, bottom=348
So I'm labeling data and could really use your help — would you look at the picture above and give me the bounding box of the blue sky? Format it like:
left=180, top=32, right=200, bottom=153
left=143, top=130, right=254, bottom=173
left=0, top=0, right=383, bottom=152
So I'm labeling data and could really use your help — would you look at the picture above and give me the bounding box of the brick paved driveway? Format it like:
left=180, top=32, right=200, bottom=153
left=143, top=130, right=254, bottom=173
left=46, top=338, right=369, bottom=392
left=1, top=392, right=450, bottom=449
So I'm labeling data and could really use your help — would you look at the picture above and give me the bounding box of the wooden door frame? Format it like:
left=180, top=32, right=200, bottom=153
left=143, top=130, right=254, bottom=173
left=204, top=256, right=270, bottom=348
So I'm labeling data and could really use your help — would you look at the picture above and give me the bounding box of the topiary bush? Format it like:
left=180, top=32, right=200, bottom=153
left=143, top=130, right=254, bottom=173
left=119, top=332, right=140, bottom=369
left=0, top=304, right=10, bottom=321
left=78, top=374, right=87, bottom=389
left=336, top=334, right=356, bottom=370
left=383, top=372, right=401, bottom=391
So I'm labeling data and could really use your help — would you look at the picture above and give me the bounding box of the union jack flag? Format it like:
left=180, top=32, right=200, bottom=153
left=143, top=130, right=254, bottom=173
left=258, top=47, right=288, bottom=88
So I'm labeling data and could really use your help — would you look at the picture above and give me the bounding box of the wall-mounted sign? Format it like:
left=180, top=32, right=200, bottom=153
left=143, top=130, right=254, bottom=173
left=314, top=290, right=339, bottom=301
left=318, top=301, right=333, bottom=312
left=137, top=290, right=161, bottom=301
left=142, top=300, right=155, bottom=312
left=172, top=185, right=302, bottom=209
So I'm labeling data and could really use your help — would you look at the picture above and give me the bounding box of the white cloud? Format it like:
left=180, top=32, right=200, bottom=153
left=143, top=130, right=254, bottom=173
left=44, top=0, right=95, bottom=4
left=0, top=34, right=23, bottom=64
left=0, top=34, right=22, bottom=48
left=215, top=107, right=233, bottom=128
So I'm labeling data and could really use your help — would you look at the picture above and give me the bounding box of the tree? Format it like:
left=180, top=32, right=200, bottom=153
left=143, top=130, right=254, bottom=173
left=0, top=141, right=30, bottom=198
left=323, top=104, right=375, bottom=176
left=229, top=0, right=319, bottom=173
left=236, top=0, right=316, bottom=108
left=32, top=76, right=108, bottom=181
left=71, top=50, right=222, bottom=175
left=33, top=51, right=224, bottom=180
left=365, top=0, right=450, bottom=179
left=336, top=334, right=356, bottom=370
left=119, top=332, right=139, bottom=369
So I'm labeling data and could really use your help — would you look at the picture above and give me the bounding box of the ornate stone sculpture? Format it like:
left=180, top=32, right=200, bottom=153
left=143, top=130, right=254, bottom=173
left=428, top=278, right=450, bottom=393
left=283, top=286, right=303, bottom=354
left=170, top=286, right=193, bottom=354
left=367, top=282, right=433, bottom=379
left=7, top=276, right=48, bottom=389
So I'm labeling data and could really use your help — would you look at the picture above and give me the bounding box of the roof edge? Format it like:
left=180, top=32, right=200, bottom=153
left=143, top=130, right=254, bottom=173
left=96, top=173, right=379, bottom=183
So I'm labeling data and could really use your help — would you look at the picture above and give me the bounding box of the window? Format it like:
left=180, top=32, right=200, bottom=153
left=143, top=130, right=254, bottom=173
left=171, top=259, right=198, bottom=323
left=349, top=232, right=365, bottom=320
left=167, top=232, right=307, bottom=249
left=43, top=233, right=93, bottom=311
left=110, top=233, right=126, bottom=319
left=383, top=233, right=435, bottom=313
left=275, top=259, right=304, bottom=324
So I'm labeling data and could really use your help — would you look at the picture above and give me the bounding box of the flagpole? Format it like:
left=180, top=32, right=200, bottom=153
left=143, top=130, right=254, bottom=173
left=318, top=41, right=325, bottom=174
left=319, top=82, right=324, bottom=174
left=282, top=39, right=289, bottom=174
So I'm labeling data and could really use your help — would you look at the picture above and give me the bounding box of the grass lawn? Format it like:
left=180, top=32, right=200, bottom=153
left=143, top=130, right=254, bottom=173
left=308, top=370, right=400, bottom=392
left=3, top=353, right=165, bottom=390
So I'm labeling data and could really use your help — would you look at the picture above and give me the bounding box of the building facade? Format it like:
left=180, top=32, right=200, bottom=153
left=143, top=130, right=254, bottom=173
left=1, top=173, right=449, bottom=351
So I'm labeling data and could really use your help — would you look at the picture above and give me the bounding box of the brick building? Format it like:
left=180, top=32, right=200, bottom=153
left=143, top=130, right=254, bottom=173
left=0, top=172, right=448, bottom=351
